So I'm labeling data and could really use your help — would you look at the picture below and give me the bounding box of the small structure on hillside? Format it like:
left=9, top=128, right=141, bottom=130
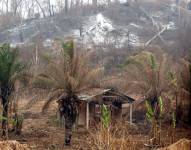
left=76, top=88, right=135, bottom=129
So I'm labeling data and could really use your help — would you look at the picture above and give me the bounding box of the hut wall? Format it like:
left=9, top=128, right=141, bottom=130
left=78, top=102, right=86, bottom=126
left=122, top=103, right=130, bottom=115
left=111, top=107, right=122, bottom=121
left=89, top=103, right=96, bottom=125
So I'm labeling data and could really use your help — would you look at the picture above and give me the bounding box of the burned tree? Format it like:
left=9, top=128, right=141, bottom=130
left=57, top=94, right=79, bottom=145
left=34, top=40, right=102, bottom=145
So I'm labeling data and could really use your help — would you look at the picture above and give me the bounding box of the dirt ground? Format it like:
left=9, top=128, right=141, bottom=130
left=1, top=98, right=190, bottom=150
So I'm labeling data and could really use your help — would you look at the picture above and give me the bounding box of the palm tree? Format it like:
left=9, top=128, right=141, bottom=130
left=123, top=51, right=171, bottom=107
left=0, top=43, right=26, bottom=139
left=34, top=40, right=102, bottom=145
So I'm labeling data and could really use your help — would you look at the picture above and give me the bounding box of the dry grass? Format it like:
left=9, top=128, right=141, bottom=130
left=0, top=97, right=189, bottom=150
left=88, top=123, right=148, bottom=150
left=158, top=139, right=191, bottom=150
left=0, top=141, right=29, bottom=150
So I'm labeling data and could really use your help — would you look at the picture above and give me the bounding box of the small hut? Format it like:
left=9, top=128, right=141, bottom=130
left=76, top=88, right=135, bottom=129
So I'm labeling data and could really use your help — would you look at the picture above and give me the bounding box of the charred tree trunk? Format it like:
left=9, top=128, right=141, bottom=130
left=150, top=96, right=158, bottom=110
left=189, top=65, right=191, bottom=124
left=2, top=97, right=9, bottom=139
left=58, top=94, right=78, bottom=146
left=1, top=85, right=11, bottom=139
left=189, top=99, right=191, bottom=124
left=64, top=113, right=73, bottom=145
left=1, top=84, right=13, bottom=139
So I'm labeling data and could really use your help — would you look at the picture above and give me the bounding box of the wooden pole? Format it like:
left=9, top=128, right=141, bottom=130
left=86, top=102, right=89, bottom=129
left=130, top=103, right=133, bottom=124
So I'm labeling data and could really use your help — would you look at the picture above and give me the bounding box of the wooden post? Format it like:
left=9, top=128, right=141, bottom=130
left=86, top=102, right=89, bottom=129
left=130, top=103, right=133, bottom=124
left=178, top=0, right=181, bottom=23
left=75, top=113, right=79, bottom=131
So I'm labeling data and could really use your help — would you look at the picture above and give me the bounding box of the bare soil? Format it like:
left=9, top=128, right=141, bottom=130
left=0, top=98, right=190, bottom=150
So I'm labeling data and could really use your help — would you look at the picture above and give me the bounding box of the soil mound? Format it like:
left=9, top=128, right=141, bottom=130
left=0, top=140, right=29, bottom=150
left=159, top=139, right=191, bottom=150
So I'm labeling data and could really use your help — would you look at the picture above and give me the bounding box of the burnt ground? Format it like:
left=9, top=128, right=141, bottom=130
left=0, top=98, right=190, bottom=150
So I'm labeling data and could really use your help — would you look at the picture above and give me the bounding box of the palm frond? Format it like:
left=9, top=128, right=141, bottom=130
left=23, top=95, right=39, bottom=110
left=33, top=40, right=102, bottom=111
left=32, top=74, right=56, bottom=90
left=123, top=51, right=171, bottom=99
left=0, top=43, right=27, bottom=86
left=42, top=90, right=64, bottom=113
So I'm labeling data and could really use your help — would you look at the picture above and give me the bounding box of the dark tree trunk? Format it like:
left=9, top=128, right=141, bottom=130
left=58, top=94, right=78, bottom=146
left=148, top=96, right=161, bottom=119
left=2, top=96, right=9, bottom=139
left=189, top=100, right=191, bottom=124
left=64, top=114, right=74, bottom=145
left=1, top=85, right=12, bottom=139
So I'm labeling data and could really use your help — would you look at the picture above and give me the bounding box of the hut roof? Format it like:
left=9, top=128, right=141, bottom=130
left=78, top=88, right=111, bottom=101
left=78, top=88, right=135, bottom=103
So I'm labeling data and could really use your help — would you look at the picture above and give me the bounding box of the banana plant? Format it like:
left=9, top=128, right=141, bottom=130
left=0, top=114, right=24, bottom=134
left=145, top=97, right=164, bottom=145
left=145, top=100, right=154, bottom=123
left=146, top=96, right=164, bottom=121
left=158, top=97, right=164, bottom=118
left=149, top=54, right=157, bottom=71
left=101, top=104, right=110, bottom=129
left=0, top=115, right=8, bottom=121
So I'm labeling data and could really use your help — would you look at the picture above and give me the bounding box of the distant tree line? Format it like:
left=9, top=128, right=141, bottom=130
left=0, top=0, right=115, bottom=19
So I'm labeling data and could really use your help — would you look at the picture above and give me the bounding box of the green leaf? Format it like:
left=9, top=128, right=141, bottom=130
left=101, top=104, right=110, bottom=129
left=146, top=112, right=152, bottom=122
left=149, top=54, right=157, bottom=70
left=0, top=43, right=27, bottom=85
left=0, top=115, right=7, bottom=121
left=158, top=96, right=164, bottom=115
left=145, top=100, right=154, bottom=122
left=62, top=40, right=74, bottom=60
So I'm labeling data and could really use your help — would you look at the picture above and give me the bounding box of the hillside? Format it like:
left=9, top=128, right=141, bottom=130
left=0, top=1, right=179, bottom=49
